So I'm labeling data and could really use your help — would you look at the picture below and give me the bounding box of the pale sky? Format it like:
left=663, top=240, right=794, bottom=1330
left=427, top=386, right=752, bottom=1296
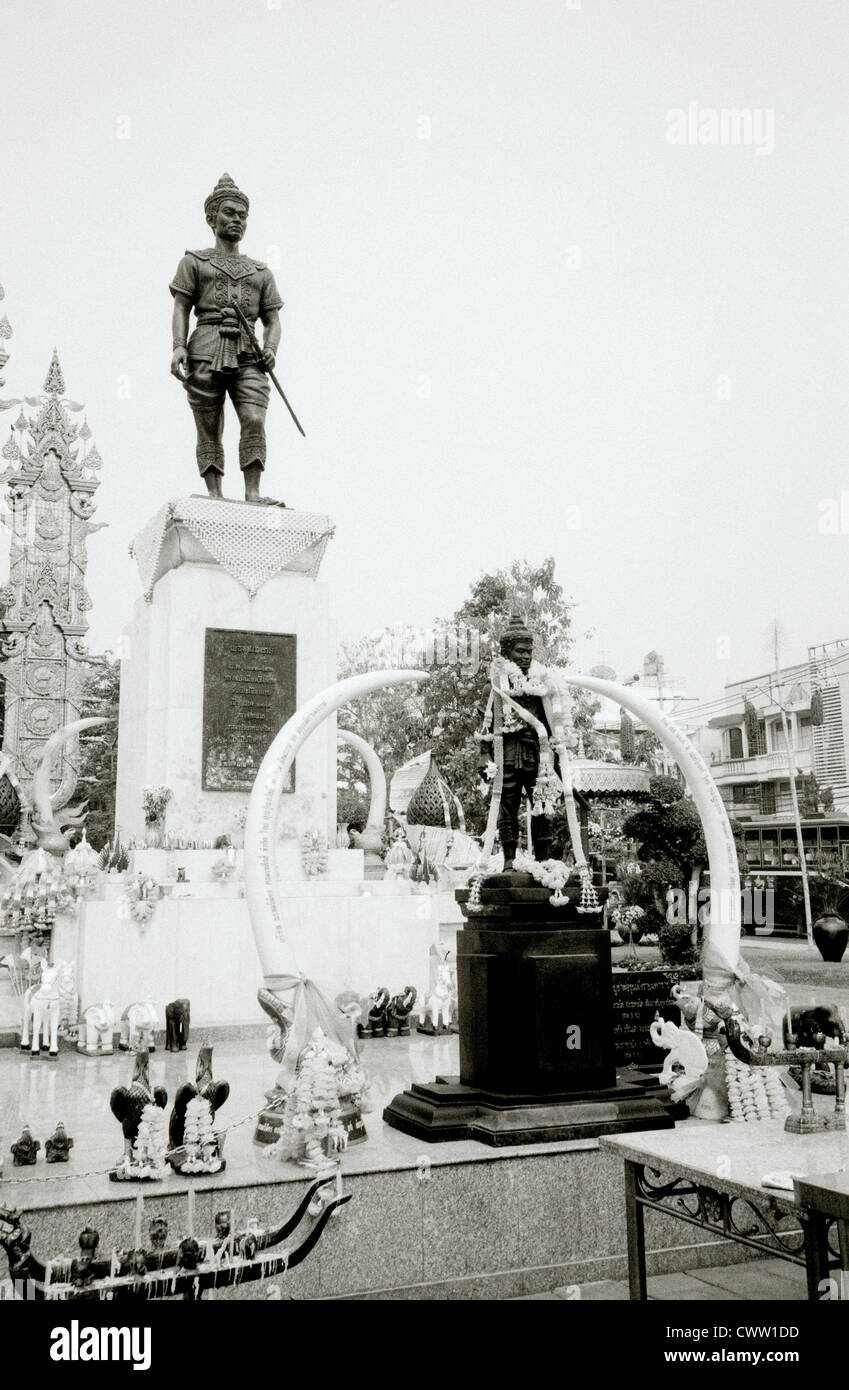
left=1, top=0, right=847, bottom=708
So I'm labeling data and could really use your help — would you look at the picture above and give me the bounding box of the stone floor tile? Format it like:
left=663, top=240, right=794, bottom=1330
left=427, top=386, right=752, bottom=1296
left=686, top=1257, right=807, bottom=1300
left=647, top=1272, right=746, bottom=1300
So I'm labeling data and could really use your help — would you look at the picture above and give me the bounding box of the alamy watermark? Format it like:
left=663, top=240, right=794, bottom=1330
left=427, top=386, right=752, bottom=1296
left=368, top=624, right=481, bottom=675
left=666, top=886, right=775, bottom=933
left=666, top=102, right=774, bottom=156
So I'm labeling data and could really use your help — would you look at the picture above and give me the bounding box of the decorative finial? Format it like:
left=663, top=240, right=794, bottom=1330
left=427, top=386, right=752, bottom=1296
left=204, top=173, right=250, bottom=219
left=43, top=349, right=65, bottom=397
left=500, top=613, right=533, bottom=655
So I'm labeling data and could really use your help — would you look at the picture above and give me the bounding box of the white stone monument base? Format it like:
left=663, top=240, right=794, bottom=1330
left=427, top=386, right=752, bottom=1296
left=54, top=883, right=438, bottom=1029
left=128, top=845, right=365, bottom=884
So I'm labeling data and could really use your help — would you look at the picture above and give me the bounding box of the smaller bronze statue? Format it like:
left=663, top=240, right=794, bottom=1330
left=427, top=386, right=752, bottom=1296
left=148, top=1216, right=168, bottom=1251
left=71, top=1227, right=100, bottom=1288
left=477, top=615, right=555, bottom=869
left=10, top=1126, right=40, bottom=1166
left=45, top=1122, right=74, bottom=1163
left=165, top=998, right=191, bottom=1051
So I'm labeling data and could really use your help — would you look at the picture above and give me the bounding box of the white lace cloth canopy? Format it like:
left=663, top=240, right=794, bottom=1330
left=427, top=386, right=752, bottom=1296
left=130, top=497, right=335, bottom=600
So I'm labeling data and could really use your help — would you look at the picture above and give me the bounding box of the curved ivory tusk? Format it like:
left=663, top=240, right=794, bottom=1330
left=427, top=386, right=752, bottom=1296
left=31, top=718, right=110, bottom=825
left=245, top=670, right=428, bottom=984
left=556, top=670, right=741, bottom=984
left=337, top=729, right=387, bottom=830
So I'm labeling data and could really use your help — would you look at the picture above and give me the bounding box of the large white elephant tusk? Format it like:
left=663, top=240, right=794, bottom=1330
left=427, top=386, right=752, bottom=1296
left=556, top=671, right=741, bottom=985
left=31, top=718, right=110, bottom=824
left=337, top=729, right=387, bottom=831
left=245, top=670, right=428, bottom=985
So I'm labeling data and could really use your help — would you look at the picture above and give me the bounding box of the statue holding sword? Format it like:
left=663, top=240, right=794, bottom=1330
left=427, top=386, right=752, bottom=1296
left=169, top=173, right=304, bottom=505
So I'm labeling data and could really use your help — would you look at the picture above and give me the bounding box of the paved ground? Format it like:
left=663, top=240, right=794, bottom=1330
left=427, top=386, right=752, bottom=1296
left=514, top=1257, right=809, bottom=1300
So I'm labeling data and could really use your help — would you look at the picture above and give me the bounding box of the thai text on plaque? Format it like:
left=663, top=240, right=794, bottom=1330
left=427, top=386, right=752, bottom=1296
left=202, top=629, right=296, bottom=792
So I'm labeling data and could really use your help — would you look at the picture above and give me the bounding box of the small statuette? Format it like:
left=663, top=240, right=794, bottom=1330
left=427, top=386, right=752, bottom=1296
left=45, top=1122, right=74, bottom=1163
left=10, top=1126, right=40, bottom=1166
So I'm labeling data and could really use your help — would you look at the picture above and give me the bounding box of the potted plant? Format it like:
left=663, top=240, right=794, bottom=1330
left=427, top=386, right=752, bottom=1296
left=141, top=786, right=173, bottom=850
left=805, top=871, right=849, bottom=963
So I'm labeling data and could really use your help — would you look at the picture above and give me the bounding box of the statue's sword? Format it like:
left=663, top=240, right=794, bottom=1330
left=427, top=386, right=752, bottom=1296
left=231, top=301, right=306, bottom=437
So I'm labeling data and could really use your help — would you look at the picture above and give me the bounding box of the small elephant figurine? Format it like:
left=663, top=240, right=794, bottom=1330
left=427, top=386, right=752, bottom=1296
left=78, top=1001, right=116, bottom=1055
left=20, top=960, right=62, bottom=1057
left=649, top=1014, right=709, bottom=1102
left=386, top=986, right=417, bottom=1037
left=358, top=988, right=390, bottom=1039
left=120, top=1000, right=158, bottom=1052
left=165, top=998, right=191, bottom=1051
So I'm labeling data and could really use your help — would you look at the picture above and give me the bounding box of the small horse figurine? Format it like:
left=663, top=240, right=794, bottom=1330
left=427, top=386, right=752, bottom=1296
left=20, top=960, right=62, bottom=1057
left=417, top=952, right=455, bottom=1035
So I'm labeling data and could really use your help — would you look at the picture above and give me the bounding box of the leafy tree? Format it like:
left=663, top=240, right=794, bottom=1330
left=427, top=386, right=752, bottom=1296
left=336, top=557, right=597, bottom=837
left=76, top=656, right=120, bottom=848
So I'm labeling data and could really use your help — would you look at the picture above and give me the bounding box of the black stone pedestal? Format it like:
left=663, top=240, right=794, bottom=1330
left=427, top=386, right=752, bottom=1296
left=383, top=873, right=680, bottom=1145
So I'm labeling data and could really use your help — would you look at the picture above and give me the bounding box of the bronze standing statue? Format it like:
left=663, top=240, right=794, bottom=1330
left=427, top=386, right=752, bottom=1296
left=170, top=173, right=296, bottom=504
left=477, top=615, right=554, bottom=868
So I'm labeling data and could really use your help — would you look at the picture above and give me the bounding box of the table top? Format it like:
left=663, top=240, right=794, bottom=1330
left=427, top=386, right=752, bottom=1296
left=794, top=1169, right=849, bottom=1218
left=602, top=1118, right=849, bottom=1207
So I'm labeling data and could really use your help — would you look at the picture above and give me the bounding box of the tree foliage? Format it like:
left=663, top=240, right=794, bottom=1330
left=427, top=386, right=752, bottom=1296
left=76, top=656, right=120, bottom=848
left=337, top=557, right=597, bottom=836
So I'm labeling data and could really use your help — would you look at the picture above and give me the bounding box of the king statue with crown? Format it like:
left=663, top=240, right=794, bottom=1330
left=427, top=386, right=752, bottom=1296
left=170, top=174, right=283, bottom=503
left=476, top=613, right=600, bottom=912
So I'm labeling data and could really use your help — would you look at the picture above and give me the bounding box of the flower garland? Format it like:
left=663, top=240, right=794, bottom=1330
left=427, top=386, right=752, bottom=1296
left=123, top=873, right=163, bottom=926
left=723, top=1048, right=789, bottom=1123
left=267, top=1027, right=364, bottom=1169
left=174, top=1096, right=224, bottom=1174
left=142, top=785, right=172, bottom=826
left=498, top=658, right=553, bottom=699
left=514, top=849, right=572, bottom=905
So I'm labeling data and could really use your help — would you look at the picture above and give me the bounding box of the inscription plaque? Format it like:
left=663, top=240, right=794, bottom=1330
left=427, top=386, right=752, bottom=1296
left=612, top=969, right=697, bottom=1067
left=202, top=628, right=296, bottom=792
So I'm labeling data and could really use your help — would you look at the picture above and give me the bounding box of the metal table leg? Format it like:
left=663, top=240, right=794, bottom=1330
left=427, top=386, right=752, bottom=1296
left=804, top=1213, right=831, bottom=1301
left=624, top=1160, right=647, bottom=1301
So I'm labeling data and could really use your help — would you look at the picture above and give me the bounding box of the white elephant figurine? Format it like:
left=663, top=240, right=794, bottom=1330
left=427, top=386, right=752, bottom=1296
left=20, top=960, right=62, bottom=1057
left=78, top=1001, right=116, bottom=1056
left=650, top=1014, right=709, bottom=1106
left=119, top=1000, right=158, bottom=1052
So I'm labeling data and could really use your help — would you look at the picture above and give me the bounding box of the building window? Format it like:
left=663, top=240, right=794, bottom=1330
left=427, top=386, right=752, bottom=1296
left=727, top=726, right=744, bottom=759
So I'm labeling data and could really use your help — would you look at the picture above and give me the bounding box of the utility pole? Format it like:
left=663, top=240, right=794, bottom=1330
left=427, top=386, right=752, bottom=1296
left=770, top=622, right=813, bottom=948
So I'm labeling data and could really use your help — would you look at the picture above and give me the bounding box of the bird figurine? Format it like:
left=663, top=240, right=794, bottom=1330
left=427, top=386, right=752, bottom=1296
left=167, top=1044, right=230, bottom=1173
left=109, top=1048, right=167, bottom=1179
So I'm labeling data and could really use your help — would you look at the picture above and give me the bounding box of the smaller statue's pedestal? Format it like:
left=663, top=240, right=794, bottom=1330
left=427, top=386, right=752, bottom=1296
left=383, top=873, right=681, bottom=1145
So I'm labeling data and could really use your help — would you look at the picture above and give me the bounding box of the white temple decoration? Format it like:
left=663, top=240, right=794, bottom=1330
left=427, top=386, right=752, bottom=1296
left=0, top=350, right=105, bottom=815
left=129, top=497, right=336, bottom=601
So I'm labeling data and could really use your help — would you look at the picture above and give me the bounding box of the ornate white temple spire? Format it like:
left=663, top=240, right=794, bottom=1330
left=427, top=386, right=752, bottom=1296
left=0, top=351, right=106, bottom=815
left=0, top=279, right=14, bottom=396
